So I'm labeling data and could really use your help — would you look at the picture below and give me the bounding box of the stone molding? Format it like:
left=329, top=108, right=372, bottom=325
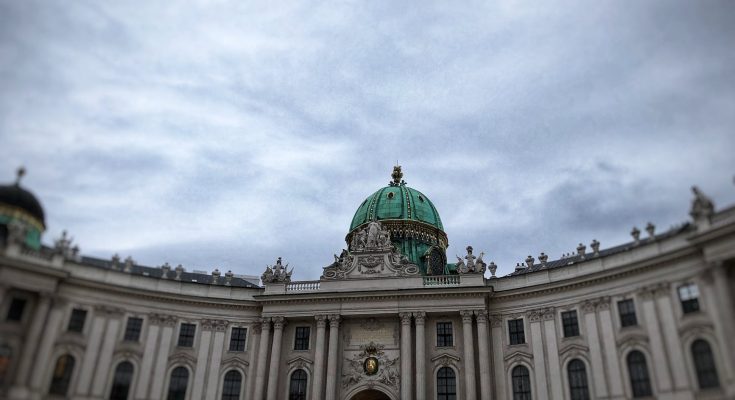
left=94, top=304, right=126, bottom=317
left=638, top=282, right=671, bottom=299
left=430, top=353, right=461, bottom=368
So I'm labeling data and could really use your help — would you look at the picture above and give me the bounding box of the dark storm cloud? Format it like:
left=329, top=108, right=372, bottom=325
left=1, top=0, right=734, bottom=279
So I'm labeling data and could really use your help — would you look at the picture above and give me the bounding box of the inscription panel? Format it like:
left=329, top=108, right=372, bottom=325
left=344, top=317, right=399, bottom=349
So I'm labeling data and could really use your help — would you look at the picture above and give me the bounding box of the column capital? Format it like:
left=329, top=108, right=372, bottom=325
left=260, top=317, right=272, bottom=331
left=149, top=313, right=177, bottom=327
left=272, top=316, right=286, bottom=330
left=399, top=312, right=413, bottom=325
left=489, top=314, right=503, bottom=328
left=202, top=319, right=229, bottom=331
left=252, top=321, right=263, bottom=334
left=542, top=307, right=556, bottom=320
left=315, top=314, right=328, bottom=328
left=460, top=310, right=474, bottom=323
left=328, top=314, right=340, bottom=328
left=475, top=309, right=489, bottom=324
left=413, top=311, right=426, bottom=325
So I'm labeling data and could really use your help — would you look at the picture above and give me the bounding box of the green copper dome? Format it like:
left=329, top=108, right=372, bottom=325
left=347, top=166, right=449, bottom=275
left=349, top=185, right=444, bottom=231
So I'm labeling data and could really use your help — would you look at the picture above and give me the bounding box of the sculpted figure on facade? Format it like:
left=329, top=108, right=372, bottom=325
left=456, top=245, right=486, bottom=274
left=690, top=185, right=715, bottom=221
left=342, top=341, right=399, bottom=390
left=261, top=257, right=293, bottom=283
left=350, top=220, right=392, bottom=252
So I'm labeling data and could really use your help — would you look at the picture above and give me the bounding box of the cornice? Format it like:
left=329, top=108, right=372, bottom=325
left=61, top=276, right=262, bottom=311
left=256, top=287, right=490, bottom=305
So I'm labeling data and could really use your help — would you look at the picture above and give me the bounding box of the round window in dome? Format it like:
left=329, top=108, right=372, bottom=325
left=418, top=195, right=424, bottom=202
left=387, top=192, right=394, bottom=199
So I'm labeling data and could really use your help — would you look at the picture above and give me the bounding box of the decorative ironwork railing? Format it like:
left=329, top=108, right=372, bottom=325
left=423, top=275, right=460, bottom=286
left=286, top=280, right=321, bottom=291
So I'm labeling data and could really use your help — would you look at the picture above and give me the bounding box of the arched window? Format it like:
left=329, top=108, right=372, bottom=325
left=512, top=365, right=532, bottom=400
left=567, top=359, right=590, bottom=400
left=0, top=345, right=11, bottom=387
left=221, top=370, right=242, bottom=400
left=167, top=366, right=189, bottom=400
left=692, top=339, right=720, bottom=389
left=110, top=361, right=134, bottom=400
left=627, top=351, right=653, bottom=397
left=288, top=369, right=307, bottom=400
left=49, top=354, right=75, bottom=396
left=437, top=367, right=457, bottom=400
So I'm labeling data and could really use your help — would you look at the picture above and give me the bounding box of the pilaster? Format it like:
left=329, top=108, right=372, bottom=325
left=399, top=312, right=413, bottom=400
left=325, top=314, right=341, bottom=400
left=312, top=314, right=328, bottom=400
left=460, top=310, right=476, bottom=400
left=266, top=316, right=286, bottom=400
left=475, top=310, right=492, bottom=400
left=414, top=311, right=426, bottom=400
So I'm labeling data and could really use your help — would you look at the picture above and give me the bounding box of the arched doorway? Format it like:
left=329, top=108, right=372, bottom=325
left=349, top=389, right=391, bottom=400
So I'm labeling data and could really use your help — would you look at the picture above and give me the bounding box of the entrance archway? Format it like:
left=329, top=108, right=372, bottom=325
left=349, top=389, right=391, bottom=400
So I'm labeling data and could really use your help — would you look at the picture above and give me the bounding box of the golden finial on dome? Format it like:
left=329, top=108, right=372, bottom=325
left=15, top=166, right=26, bottom=185
left=390, top=165, right=404, bottom=186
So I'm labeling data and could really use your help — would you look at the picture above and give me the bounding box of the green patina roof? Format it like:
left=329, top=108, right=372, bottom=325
left=350, top=185, right=444, bottom=231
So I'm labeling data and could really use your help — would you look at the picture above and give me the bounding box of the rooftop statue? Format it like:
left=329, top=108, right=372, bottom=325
left=261, top=257, right=293, bottom=284
left=690, top=186, right=714, bottom=221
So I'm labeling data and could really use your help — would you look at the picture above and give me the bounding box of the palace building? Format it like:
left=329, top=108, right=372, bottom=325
left=1, top=166, right=734, bottom=400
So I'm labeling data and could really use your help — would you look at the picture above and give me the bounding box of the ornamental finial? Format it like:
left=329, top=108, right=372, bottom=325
left=390, top=165, right=404, bottom=186
left=15, top=166, right=26, bottom=185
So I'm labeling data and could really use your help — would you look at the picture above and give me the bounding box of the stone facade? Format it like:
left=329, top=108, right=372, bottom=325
left=1, top=187, right=735, bottom=400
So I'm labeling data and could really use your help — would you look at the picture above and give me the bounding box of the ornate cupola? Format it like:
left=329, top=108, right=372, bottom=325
left=0, top=167, right=46, bottom=250
left=346, top=166, right=448, bottom=275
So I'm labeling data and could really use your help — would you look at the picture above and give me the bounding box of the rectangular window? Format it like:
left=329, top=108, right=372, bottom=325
left=294, top=326, right=310, bottom=350
left=229, top=327, right=247, bottom=351
left=508, top=319, right=525, bottom=345
left=123, top=317, right=143, bottom=341
left=178, top=323, right=196, bottom=347
left=436, top=322, right=453, bottom=347
left=6, top=297, right=27, bottom=321
left=678, top=283, right=700, bottom=314
left=561, top=310, right=580, bottom=337
left=68, top=308, right=87, bottom=332
left=618, top=299, right=638, bottom=327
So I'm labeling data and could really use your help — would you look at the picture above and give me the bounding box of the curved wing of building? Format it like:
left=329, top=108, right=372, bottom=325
left=1, top=167, right=734, bottom=400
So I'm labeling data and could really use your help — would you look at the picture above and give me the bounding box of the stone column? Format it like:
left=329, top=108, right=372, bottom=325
left=475, top=310, right=492, bottom=400
left=542, top=309, right=563, bottom=400
left=28, top=297, right=67, bottom=393
left=596, top=300, right=624, bottom=399
left=490, top=315, right=506, bottom=400
left=149, top=315, right=177, bottom=399
left=205, top=320, right=229, bottom=400
left=266, top=316, right=286, bottom=400
left=704, top=263, right=735, bottom=385
left=134, top=315, right=161, bottom=399
left=399, top=312, right=413, bottom=400
left=311, top=315, right=328, bottom=400
left=191, top=322, right=213, bottom=400
left=76, top=312, right=107, bottom=396
left=640, top=287, right=673, bottom=394
left=91, top=308, right=125, bottom=396
left=10, top=292, right=51, bottom=394
left=325, top=314, right=341, bottom=400
left=252, top=318, right=271, bottom=400
left=654, top=288, right=690, bottom=391
left=460, top=310, right=476, bottom=400
left=414, top=312, right=426, bottom=400
left=528, top=310, right=548, bottom=400
left=246, top=322, right=262, bottom=400
left=581, top=301, right=609, bottom=398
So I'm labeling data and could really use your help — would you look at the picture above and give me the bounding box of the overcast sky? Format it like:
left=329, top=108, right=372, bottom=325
left=1, top=1, right=734, bottom=280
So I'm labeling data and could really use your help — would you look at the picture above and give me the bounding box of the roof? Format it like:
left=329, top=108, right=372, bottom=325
left=0, top=183, right=46, bottom=227
left=507, top=222, right=694, bottom=276
left=350, top=184, right=444, bottom=232
left=61, top=249, right=261, bottom=288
